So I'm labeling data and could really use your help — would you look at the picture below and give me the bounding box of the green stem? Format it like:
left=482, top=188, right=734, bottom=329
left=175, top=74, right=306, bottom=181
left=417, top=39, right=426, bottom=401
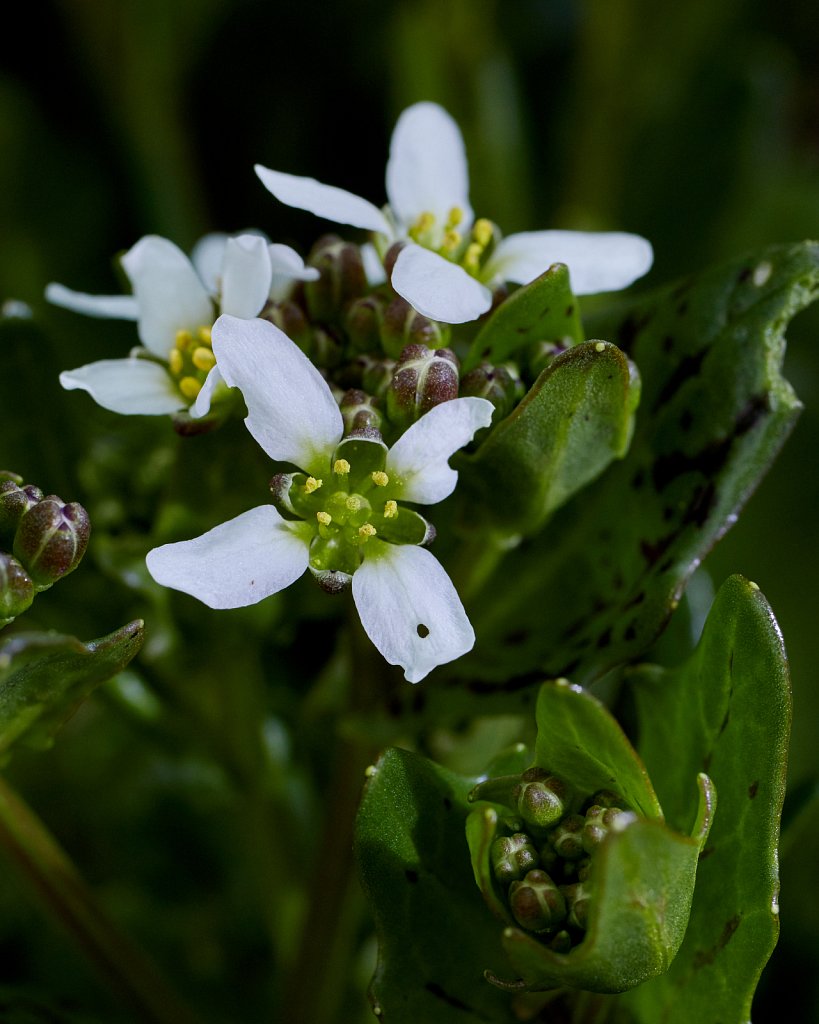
left=0, top=775, right=203, bottom=1024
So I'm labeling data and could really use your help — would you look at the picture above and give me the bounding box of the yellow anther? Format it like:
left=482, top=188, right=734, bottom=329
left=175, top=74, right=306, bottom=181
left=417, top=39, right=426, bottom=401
left=447, top=206, right=465, bottom=228
left=358, top=523, right=377, bottom=541
left=192, top=346, right=216, bottom=371
left=371, top=471, right=389, bottom=487
left=333, top=459, right=351, bottom=475
left=441, top=229, right=462, bottom=254
left=346, top=495, right=362, bottom=512
left=472, top=218, right=494, bottom=247
left=316, top=511, right=332, bottom=526
left=464, top=242, right=483, bottom=272
left=410, top=211, right=435, bottom=240
left=179, top=376, right=202, bottom=400
left=384, top=500, right=398, bottom=519
left=168, top=348, right=184, bottom=376
left=197, top=325, right=213, bottom=345
left=304, top=477, right=322, bottom=494
left=175, top=329, right=194, bottom=350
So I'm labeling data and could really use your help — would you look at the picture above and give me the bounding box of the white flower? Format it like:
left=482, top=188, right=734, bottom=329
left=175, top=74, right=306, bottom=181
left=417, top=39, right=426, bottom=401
left=146, top=314, right=493, bottom=683
left=49, top=233, right=318, bottom=418
left=255, top=101, right=653, bottom=324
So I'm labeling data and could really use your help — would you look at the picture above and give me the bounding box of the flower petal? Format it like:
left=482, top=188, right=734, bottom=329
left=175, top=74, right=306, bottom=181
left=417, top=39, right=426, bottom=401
left=146, top=506, right=310, bottom=609
left=59, top=358, right=184, bottom=415
left=485, top=230, right=654, bottom=295
left=190, top=233, right=229, bottom=294
left=220, top=234, right=273, bottom=318
left=385, top=101, right=473, bottom=230
left=268, top=243, right=320, bottom=303
left=211, top=314, right=343, bottom=473
left=45, top=283, right=139, bottom=320
left=391, top=244, right=492, bottom=324
left=191, top=365, right=223, bottom=419
left=254, top=165, right=392, bottom=236
left=360, top=242, right=387, bottom=286
left=121, top=236, right=214, bottom=357
left=387, top=396, right=493, bottom=504
left=352, top=541, right=475, bottom=683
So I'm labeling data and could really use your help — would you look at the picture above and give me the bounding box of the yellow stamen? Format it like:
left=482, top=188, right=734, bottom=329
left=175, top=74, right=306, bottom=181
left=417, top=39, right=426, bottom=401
left=192, top=346, right=216, bottom=371
left=304, top=477, right=322, bottom=494
left=371, top=471, right=389, bottom=487
left=446, top=206, right=464, bottom=228
left=168, top=349, right=184, bottom=376
left=384, top=500, right=398, bottom=519
left=472, top=218, right=493, bottom=247
left=409, top=211, right=435, bottom=240
left=333, top=459, right=351, bottom=475
left=316, top=511, right=332, bottom=526
left=358, top=523, right=376, bottom=541
left=197, top=325, right=213, bottom=345
left=175, top=329, right=194, bottom=350
left=464, top=242, right=483, bottom=272
left=346, top=495, right=362, bottom=512
left=441, top=229, right=462, bottom=254
left=179, top=376, right=202, bottom=400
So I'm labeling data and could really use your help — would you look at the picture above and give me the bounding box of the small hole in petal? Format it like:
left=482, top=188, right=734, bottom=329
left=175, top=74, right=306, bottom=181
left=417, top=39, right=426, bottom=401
left=416, top=623, right=430, bottom=638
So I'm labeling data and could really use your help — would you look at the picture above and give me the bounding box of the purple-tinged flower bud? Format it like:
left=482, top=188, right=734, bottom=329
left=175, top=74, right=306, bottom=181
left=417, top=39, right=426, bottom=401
left=0, top=552, right=35, bottom=623
left=508, top=870, right=567, bottom=933
left=459, top=362, right=522, bottom=422
left=356, top=355, right=396, bottom=399
left=548, top=930, right=572, bottom=953
left=340, top=389, right=382, bottom=436
left=345, top=294, right=387, bottom=354
left=263, top=300, right=312, bottom=353
left=582, top=805, right=636, bottom=855
left=0, top=480, right=43, bottom=540
left=387, top=345, right=459, bottom=427
left=13, top=495, right=90, bottom=588
left=511, top=768, right=571, bottom=831
left=528, top=338, right=573, bottom=379
left=380, top=296, right=449, bottom=359
left=310, top=327, right=343, bottom=369
left=490, top=832, right=540, bottom=885
left=561, top=881, right=592, bottom=931
left=549, top=814, right=586, bottom=860
left=304, top=235, right=367, bottom=322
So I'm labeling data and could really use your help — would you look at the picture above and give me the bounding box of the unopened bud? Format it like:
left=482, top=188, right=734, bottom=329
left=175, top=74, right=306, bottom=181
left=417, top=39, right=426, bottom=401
left=383, top=241, right=407, bottom=279
left=387, top=345, right=459, bottom=427
left=508, top=870, right=567, bottom=933
left=0, top=480, right=44, bottom=540
left=582, top=805, right=635, bottom=854
left=13, top=495, right=90, bottom=588
left=345, top=295, right=387, bottom=353
left=561, top=881, right=592, bottom=931
left=264, top=300, right=312, bottom=352
left=356, top=355, right=396, bottom=399
left=340, top=389, right=382, bottom=436
left=512, top=769, right=571, bottom=831
left=380, top=297, right=449, bottom=359
left=529, top=339, right=573, bottom=379
left=309, top=326, right=343, bottom=369
left=490, top=833, right=539, bottom=885
left=0, top=552, right=35, bottom=623
left=304, top=235, right=367, bottom=322
left=459, top=363, right=521, bottom=422
left=549, top=814, right=586, bottom=860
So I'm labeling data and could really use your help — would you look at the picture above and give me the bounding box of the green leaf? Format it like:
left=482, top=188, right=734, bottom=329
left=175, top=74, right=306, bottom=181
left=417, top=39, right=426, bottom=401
left=459, top=241, right=813, bottom=684
left=457, top=341, right=639, bottom=535
left=463, top=263, right=583, bottom=372
left=0, top=620, right=144, bottom=761
left=355, top=747, right=519, bottom=1024
left=621, top=575, right=789, bottom=1023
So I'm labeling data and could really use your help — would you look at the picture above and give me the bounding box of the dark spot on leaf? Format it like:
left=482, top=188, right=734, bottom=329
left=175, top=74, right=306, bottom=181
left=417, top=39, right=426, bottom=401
left=692, top=915, right=741, bottom=969
left=685, top=480, right=717, bottom=528
left=412, top=690, right=426, bottom=714
left=481, top=347, right=491, bottom=357
left=442, top=797, right=452, bottom=812
left=640, top=535, right=673, bottom=567
left=612, top=570, right=624, bottom=590
left=703, top=751, right=712, bottom=773
left=737, top=266, right=752, bottom=283
left=717, top=707, right=731, bottom=738
left=749, top=780, right=759, bottom=799
left=699, top=845, right=716, bottom=860
left=417, top=623, right=430, bottom=638
left=504, top=629, right=530, bottom=647
left=618, top=311, right=651, bottom=350
left=652, top=348, right=707, bottom=412
left=631, top=469, right=645, bottom=489
left=515, top=326, right=528, bottom=334
left=425, top=982, right=472, bottom=1012
left=541, top=306, right=551, bottom=317
left=662, top=334, right=675, bottom=352
left=563, top=619, right=584, bottom=640
left=662, top=505, right=675, bottom=522
left=659, top=557, right=674, bottom=572
left=596, top=628, right=612, bottom=650
left=624, top=591, right=646, bottom=609
left=624, top=624, right=637, bottom=642
left=680, top=409, right=693, bottom=431
left=565, top=305, right=574, bottom=316
left=562, top=656, right=582, bottom=677
left=677, top=299, right=689, bottom=316
left=405, top=868, right=419, bottom=884
left=387, top=695, right=403, bottom=718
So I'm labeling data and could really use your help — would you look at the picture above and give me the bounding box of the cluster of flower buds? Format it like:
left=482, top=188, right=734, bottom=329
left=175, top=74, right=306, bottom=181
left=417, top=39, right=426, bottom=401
left=471, top=766, right=636, bottom=953
left=0, top=471, right=90, bottom=627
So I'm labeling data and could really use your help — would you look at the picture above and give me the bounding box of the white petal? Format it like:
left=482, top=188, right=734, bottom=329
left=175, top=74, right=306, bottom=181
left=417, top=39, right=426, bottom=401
left=211, top=314, right=343, bottom=473
left=59, top=358, right=184, bottom=415
left=360, top=242, right=387, bottom=286
left=352, top=541, right=474, bottom=683
left=191, top=365, right=223, bottom=418
left=485, top=231, right=654, bottom=295
left=45, top=283, right=139, bottom=320
left=220, top=234, right=272, bottom=318
left=391, top=244, right=492, bottom=324
left=190, top=233, right=228, bottom=294
left=268, top=243, right=320, bottom=303
left=254, top=165, right=391, bottom=236
left=121, top=236, right=214, bottom=357
left=387, top=396, right=493, bottom=504
left=385, top=101, right=473, bottom=230
left=146, top=506, right=309, bottom=610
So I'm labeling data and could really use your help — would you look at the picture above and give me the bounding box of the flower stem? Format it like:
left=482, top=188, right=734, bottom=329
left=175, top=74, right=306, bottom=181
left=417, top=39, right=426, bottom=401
left=0, top=775, right=203, bottom=1024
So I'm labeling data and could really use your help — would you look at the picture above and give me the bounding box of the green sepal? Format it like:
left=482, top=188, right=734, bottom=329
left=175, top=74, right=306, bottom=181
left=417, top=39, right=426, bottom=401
left=332, top=435, right=388, bottom=488
left=457, top=341, right=639, bottom=536
left=620, top=575, right=790, bottom=1022
left=0, top=620, right=144, bottom=762
left=463, top=263, right=583, bottom=372
left=375, top=507, right=430, bottom=546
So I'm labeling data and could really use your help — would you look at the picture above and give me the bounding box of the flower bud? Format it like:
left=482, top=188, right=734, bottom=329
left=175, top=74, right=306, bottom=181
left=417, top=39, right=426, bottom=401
left=380, top=296, right=449, bottom=359
left=508, top=870, right=567, bottom=933
left=304, top=235, right=367, bottom=322
left=459, top=363, right=521, bottom=422
left=263, top=300, right=312, bottom=353
left=357, top=355, right=396, bottom=399
left=387, top=345, right=459, bottom=427
left=582, top=805, right=636, bottom=854
left=340, top=389, right=382, bottom=436
left=0, top=480, right=44, bottom=540
left=13, top=495, right=90, bottom=588
left=561, top=881, right=592, bottom=931
left=548, top=814, right=586, bottom=860
left=383, top=241, right=406, bottom=279
left=490, top=833, right=539, bottom=885
left=0, top=552, right=35, bottom=623
left=309, top=327, right=343, bottom=369
left=345, top=294, right=387, bottom=354
left=511, top=768, right=571, bottom=831
left=528, top=339, right=573, bottom=379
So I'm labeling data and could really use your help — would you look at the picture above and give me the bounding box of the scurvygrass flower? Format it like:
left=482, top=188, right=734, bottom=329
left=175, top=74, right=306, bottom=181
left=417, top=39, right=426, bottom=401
left=255, top=102, right=653, bottom=323
left=146, top=314, right=493, bottom=682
